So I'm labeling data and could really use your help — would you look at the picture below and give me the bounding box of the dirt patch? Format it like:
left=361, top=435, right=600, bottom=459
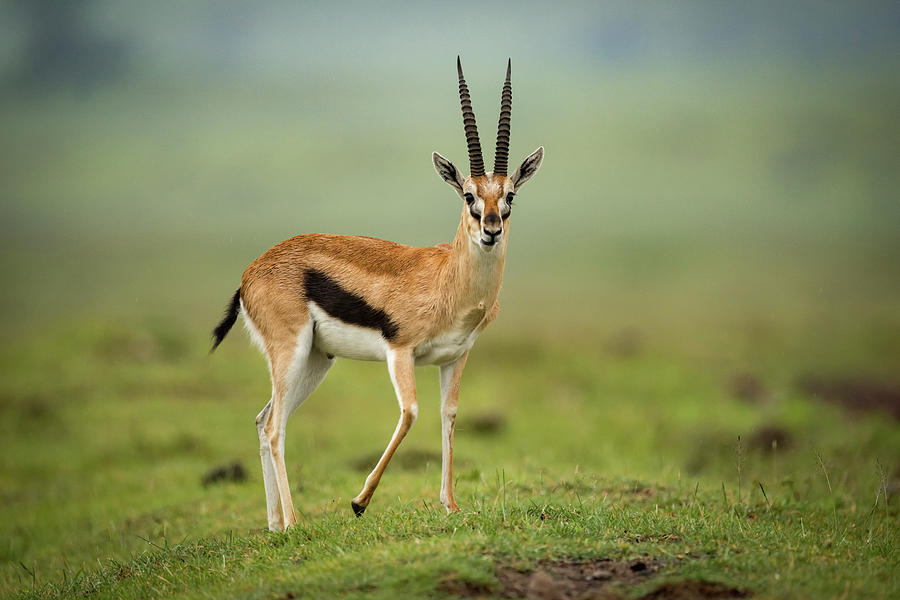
left=201, top=461, right=247, bottom=486
left=799, top=375, right=900, bottom=419
left=638, top=580, right=750, bottom=599
left=0, top=391, right=54, bottom=420
left=727, top=373, right=767, bottom=404
left=351, top=447, right=442, bottom=472
left=442, top=557, right=666, bottom=599
left=747, top=424, right=792, bottom=451
left=440, top=574, right=495, bottom=597
left=460, top=412, right=507, bottom=435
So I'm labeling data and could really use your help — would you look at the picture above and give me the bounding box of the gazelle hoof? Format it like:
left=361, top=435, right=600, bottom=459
left=351, top=501, right=366, bottom=517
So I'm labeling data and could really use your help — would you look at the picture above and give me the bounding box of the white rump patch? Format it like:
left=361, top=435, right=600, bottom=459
left=240, top=300, right=269, bottom=357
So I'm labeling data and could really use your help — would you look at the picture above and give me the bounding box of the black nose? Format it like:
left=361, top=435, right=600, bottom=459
left=483, top=213, right=502, bottom=240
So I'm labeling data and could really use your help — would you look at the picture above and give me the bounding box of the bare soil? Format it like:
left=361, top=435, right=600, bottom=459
left=441, top=557, right=751, bottom=599
left=747, top=424, right=792, bottom=451
left=200, top=461, right=247, bottom=487
left=637, top=580, right=750, bottom=599
left=799, top=375, right=900, bottom=419
left=727, top=373, right=767, bottom=404
left=462, top=412, right=508, bottom=435
left=442, top=557, right=658, bottom=599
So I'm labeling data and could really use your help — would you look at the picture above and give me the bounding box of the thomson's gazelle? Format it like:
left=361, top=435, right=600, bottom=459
left=211, top=58, right=543, bottom=531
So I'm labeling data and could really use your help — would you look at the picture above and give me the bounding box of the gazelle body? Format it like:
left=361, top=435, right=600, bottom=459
left=211, top=58, right=543, bottom=531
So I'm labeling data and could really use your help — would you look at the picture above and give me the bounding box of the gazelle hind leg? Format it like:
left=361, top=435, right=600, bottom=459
left=351, top=348, right=417, bottom=516
left=255, top=401, right=283, bottom=531
left=261, top=321, right=334, bottom=529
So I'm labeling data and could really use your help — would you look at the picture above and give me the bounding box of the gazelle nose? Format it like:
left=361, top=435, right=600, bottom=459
left=482, top=227, right=502, bottom=239
left=484, top=213, right=501, bottom=229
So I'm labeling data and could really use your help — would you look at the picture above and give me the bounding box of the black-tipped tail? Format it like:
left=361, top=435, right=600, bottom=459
left=211, top=289, right=241, bottom=353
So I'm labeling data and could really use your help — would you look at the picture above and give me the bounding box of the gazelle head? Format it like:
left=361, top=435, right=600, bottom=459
left=433, top=57, right=544, bottom=251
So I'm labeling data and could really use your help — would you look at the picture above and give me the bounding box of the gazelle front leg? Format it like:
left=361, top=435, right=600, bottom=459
left=351, top=348, right=418, bottom=516
left=439, top=351, right=468, bottom=513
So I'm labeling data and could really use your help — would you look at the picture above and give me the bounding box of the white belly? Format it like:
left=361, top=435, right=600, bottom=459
left=309, top=303, right=388, bottom=362
left=309, top=303, right=485, bottom=366
left=414, top=328, right=480, bottom=366
left=414, top=304, right=486, bottom=366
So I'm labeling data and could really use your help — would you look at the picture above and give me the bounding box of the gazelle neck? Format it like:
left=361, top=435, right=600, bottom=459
left=446, top=211, right=506, bottom=309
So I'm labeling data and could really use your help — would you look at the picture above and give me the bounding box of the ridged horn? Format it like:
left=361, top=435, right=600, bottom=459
left=457, top=56, right=485, bottom=177
left=493, top=59, right=512, bottom=176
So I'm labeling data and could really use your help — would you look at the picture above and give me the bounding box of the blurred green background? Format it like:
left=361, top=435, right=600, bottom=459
left=1, top=1, right=899, bottom=597
left=1, top=1, right=898, bottom=344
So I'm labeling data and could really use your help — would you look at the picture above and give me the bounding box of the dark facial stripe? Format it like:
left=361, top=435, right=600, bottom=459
left=303, top=269, right=399, bottom=341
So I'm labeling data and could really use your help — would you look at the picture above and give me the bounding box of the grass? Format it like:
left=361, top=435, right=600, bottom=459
left=2, top=318, right=898, bottom=599
left=1, top=62, right=899, bottom=598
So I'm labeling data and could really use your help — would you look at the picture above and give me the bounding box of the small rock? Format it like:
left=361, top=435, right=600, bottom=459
left=587, top=569, right=613, bottom=581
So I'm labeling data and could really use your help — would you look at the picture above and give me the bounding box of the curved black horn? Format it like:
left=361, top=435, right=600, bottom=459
left=457, top=56, right=485, bottom=177
left=493, top=59, right=512, bottom=176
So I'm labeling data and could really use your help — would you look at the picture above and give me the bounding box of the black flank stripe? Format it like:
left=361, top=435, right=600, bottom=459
left=303, top=269, right=399, bottom=341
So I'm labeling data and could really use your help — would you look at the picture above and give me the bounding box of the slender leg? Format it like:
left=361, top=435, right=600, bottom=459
left=256, top=400, right=283, bottom=531
left=351, top=348, right=417, bottom=516
left=439, top=351, right=468, bottom=513
left=262, top=323, right=334, bottom=530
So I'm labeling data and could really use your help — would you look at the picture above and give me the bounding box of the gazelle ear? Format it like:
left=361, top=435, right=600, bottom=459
left=432, top=152, right=465, bottom=194
left=511, top=146, right=544, bottom=189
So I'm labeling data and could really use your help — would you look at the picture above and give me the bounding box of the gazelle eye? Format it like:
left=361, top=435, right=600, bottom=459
left=464, top=193, right=474, bottom=204
left=506, top=192, right=515, bottom=204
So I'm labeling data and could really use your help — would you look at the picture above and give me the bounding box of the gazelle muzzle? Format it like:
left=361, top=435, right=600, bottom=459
left=480, top=213, right=503, bottom=246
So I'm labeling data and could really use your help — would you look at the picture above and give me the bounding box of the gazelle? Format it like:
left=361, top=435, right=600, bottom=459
left=211, top=58, right=543, bottom=531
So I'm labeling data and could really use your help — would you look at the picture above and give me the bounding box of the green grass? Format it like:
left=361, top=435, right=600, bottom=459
left=2, top=319, right=898, bottom=599
left=2, top=63, right=899, bottom=598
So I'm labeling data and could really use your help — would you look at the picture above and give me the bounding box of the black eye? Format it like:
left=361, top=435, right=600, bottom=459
left=506, top=192, right=515, bottom=204
left=464, top=193, right=474, bottom=204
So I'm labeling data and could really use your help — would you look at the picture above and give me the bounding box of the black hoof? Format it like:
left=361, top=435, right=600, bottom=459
left=351, top=501, right=366, bottom=517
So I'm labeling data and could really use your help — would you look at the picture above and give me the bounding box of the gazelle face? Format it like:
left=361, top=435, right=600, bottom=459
left=432, top=58, right=543, bottom=251
left=433, top=147, right=544, bottom=251
left=462, top=175, right=514, bottom=250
